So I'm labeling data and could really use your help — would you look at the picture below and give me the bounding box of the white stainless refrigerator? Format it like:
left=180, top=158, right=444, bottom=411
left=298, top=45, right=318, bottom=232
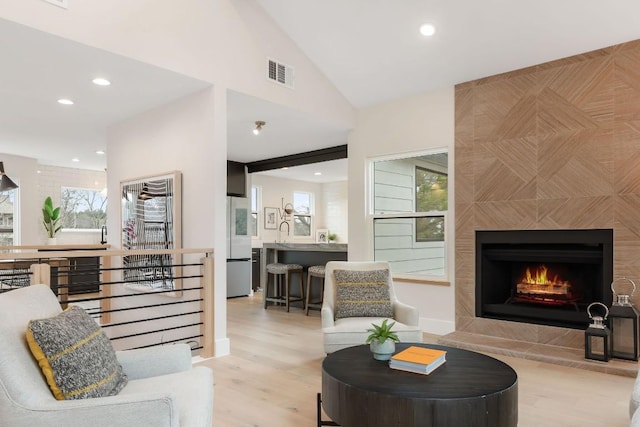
left=226, top=196, right=252, bottom=298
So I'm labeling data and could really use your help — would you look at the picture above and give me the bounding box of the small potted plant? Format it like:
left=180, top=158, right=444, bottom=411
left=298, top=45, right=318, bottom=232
left=366, top=318, right=400, bottom=360
left=327, top=232, right=337, bottom=243
left=42, top=196, right=61, bottom=244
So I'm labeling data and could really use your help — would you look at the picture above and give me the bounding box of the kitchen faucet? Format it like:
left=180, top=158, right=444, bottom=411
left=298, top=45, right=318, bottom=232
left=278, top=220, right=290, bottom=242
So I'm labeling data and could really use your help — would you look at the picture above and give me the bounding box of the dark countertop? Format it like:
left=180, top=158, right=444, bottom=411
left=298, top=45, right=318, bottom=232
left=263, top=243, right=347, bottom=252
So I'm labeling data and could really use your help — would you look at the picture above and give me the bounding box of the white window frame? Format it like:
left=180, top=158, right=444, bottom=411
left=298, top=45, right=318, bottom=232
left=251, top=185, right=261, bottom=238
left=292, top=190, right=313, bottom=238
left=60, top=186, right=107, bottom=231
left=368, top=149, right=449, bottom=280
left=0, top=185, right=19, bottom=245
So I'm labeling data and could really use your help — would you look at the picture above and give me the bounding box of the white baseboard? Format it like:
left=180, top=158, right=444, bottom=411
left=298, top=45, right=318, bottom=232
left=214, top=337, right=231, bottom=357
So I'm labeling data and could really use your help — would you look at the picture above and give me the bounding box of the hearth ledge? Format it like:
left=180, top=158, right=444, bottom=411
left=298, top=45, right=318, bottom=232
left=438, top=330, right=637, bottom=377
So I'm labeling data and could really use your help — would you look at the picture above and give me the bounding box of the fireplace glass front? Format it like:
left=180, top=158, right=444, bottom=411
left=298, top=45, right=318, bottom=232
left=476, top=229, right=613, bottom=329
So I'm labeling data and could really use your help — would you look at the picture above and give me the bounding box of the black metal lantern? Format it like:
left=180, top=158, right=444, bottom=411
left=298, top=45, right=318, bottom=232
left=609, top=278, right=639, bottom=361
left=585, top=302, right=611, bottom=362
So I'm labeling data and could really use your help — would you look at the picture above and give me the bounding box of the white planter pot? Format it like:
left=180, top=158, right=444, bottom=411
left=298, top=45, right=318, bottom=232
left=46, top=237, right=57, bottom=245
left=369, top=339, right=396, bottom=361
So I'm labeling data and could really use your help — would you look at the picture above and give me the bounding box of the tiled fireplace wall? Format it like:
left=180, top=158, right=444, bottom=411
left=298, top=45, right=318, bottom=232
left=454, top=39, right=640, bottom=349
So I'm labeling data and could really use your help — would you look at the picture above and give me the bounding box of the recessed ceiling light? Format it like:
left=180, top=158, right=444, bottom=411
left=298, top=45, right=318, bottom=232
left=92, top=77, right=111, bottom=86
left=314, top=172, right=322, bottom=176
left=71, top=158, right=80, bottom=162
left=96, top=150, right=105, bottom=155
left=419, top=23, right=436, bottom=37
left=57, top=98, right=74, bottom=105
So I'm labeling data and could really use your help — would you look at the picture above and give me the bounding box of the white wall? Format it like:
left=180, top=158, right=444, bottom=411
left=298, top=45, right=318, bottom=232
left=107, top=88, right=228, bottom=354
left=0, top=156, right=108, bottom=245
left=347, top=88, right=456, bottom=335
left=321, top=181, right=348, bottom=243
left=251, top=174, right=324, bottom=244
left=0, top=0, right=355, bottom=357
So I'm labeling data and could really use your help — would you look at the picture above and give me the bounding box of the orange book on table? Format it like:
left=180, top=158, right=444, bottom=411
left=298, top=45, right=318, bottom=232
left=391, top=346, right=446, bottom=365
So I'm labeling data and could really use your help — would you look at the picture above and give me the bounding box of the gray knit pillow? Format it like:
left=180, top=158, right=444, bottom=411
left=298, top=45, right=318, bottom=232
left=26, top=305, right=128, bottom=400
left=334, top=269, right=393, bottom=319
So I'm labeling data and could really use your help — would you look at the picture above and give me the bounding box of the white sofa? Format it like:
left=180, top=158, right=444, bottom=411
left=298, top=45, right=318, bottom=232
left=321, top=261, right=423, bottom=354
left=631, top=373, right=640, bottom=426
left=0, top=284, right=213, bottom=427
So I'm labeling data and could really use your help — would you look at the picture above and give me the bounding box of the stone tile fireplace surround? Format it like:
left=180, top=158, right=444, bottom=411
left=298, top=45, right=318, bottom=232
left=441, top=39, right=640, bottom=376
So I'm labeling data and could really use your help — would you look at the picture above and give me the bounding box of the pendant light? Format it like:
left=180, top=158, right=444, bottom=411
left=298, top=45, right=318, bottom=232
left=0, top=162, right=18, bottom=191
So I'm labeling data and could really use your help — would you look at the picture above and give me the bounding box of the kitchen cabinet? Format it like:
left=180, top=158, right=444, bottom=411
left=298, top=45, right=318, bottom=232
left=251, top=248, right=261, bottom=291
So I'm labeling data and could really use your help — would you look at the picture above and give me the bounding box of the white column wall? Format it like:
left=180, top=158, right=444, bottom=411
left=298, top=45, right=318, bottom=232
left=347, top=88, right=456, bottom=335
left=107, top=87, right=230, bottom=355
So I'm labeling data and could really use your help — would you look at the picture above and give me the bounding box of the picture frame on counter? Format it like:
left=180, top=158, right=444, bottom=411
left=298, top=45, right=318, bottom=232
left=316, top=229, right=329, bottom=243
left=264, top=207, right=278, bottom=230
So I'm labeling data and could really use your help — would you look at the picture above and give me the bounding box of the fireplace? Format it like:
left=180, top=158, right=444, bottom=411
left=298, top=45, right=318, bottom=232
left=476, top=229, right=613, bottom=329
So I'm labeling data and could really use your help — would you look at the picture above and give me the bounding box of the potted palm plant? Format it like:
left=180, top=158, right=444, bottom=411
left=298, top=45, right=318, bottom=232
left=366, top=319, right=400, bottom=360
left=42, top=196, right=61, bottom=244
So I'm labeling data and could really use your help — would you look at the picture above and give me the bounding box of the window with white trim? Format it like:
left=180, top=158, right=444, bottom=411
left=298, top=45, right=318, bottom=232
left=60, top=187, right=107, bottom=229
left=371, top=152, right=448, bottom=277
left=251, top=186, right=260, bottom=237
left=0, top=188, right=17, bottom=245
left=293, top=191, right=312, bottom=237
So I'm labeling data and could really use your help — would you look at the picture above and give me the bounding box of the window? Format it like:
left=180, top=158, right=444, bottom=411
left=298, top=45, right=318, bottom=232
left=293, top=191, right=312, bottom=237
left=415, top=166, right=447, bottom=242
left=0, top=189, right=17, bottom=245
left=251, top=186, right=260, bottom=237
left=60, top=187, right=107, bottom=229
left=371, top=152, right=448, bottom=277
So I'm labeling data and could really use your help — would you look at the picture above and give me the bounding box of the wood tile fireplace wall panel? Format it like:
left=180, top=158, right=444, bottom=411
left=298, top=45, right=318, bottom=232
left=455, top=39, right=640, bottom=348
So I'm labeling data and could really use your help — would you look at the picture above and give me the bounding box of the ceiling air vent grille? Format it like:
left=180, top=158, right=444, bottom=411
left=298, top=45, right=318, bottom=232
left=267, top=58, right=294, bottom=89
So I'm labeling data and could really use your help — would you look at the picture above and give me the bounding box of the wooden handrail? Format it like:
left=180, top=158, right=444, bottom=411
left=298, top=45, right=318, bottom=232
left=0, top=247, right=214, bottom=260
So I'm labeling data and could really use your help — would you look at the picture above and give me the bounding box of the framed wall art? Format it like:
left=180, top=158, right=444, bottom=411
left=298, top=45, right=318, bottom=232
left=264, top=207, right=278, bottom=230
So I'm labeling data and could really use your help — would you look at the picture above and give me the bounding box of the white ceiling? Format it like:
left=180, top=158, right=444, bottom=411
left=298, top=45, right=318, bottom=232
left=0, top=18, right=211, bottom=171
left=256, top=0, right=640, bottom=108
left=5, top=1, right=640, bottom=180
left=226, top=90, right=350, bottom=164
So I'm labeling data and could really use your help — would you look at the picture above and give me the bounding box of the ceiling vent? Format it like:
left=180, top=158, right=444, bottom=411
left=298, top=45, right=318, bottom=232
left=267, top=58, right=294, bottom=89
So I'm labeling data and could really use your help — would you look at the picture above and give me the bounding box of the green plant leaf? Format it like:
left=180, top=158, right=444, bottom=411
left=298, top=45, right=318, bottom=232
left=365, top=319, right=400, bottom=344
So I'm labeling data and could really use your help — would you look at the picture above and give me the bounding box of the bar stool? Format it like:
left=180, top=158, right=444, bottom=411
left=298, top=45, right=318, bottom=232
left=264, top=263, right=305, bottom=312
left=305, top=265, right=326, bottom=315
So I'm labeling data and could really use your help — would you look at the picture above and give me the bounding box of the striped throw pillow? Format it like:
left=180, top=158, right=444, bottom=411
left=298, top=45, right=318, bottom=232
left=26, top=305, right=127, bottom=400
left=334, top=269, right=393, bottom=319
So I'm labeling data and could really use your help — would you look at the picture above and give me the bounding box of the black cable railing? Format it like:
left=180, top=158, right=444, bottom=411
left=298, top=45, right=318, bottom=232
left=0, top=248, right=215, bottom=357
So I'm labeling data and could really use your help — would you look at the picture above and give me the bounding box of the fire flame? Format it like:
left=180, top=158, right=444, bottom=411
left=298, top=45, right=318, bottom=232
left=523, top=265, right=560, bottom=286
left=517, top=265, right=570, bottom=297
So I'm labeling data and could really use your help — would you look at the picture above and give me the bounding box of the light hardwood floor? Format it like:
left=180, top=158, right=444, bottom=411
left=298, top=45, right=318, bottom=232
left=197, top=294, right=636, bottom=427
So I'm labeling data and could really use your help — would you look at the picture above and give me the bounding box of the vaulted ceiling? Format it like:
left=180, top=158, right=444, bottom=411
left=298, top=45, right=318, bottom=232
left=3, top=1, right=640, bottom=178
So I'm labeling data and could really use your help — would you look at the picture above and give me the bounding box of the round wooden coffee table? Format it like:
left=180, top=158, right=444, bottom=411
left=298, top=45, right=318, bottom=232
left=321, top=343, right=517, bottom=427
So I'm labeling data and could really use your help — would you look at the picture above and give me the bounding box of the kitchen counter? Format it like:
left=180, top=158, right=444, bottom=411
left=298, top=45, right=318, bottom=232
left=260, top=243, right=348, bottom=291
left=262, top=242, right=347, bottom=252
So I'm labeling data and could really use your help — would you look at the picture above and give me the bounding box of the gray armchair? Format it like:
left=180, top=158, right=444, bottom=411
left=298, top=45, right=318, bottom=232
left=0, top=284, right=213, bottom=427
left=321, top=261, right=423, bottom=353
